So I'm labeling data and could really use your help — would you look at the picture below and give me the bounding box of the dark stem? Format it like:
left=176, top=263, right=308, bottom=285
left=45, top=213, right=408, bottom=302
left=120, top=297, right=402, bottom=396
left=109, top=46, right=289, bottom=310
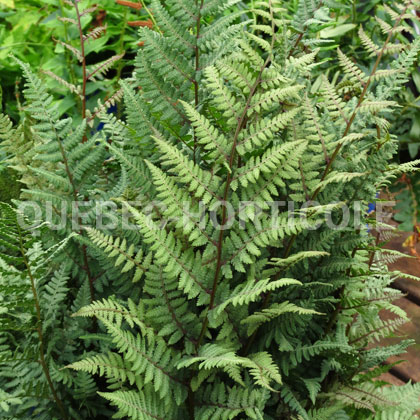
left=195, top=61, right=270, bottom=348
left=187, top=4, right=206, bottom=416
left=368, top=230, right=380, bottom=268
left=38, top=81, right=95, bottom=302
left=299, top=162, right=310, bottom=202
left=287, top=2, right=324, bottom=58
left=188, top=388, right=195, bottom=420
left=352, top=0, right=357, bottom=24
left=58, top=0, right=78, bottom=88
left=116, top=8, right=128, bottom=119
left=56, top=139, right=95, bottom=302
left=53, top=4, right=96, bottom=299
left=74, top=0, right=87, bottom=124
left=288, top=33, right=303, bottom=58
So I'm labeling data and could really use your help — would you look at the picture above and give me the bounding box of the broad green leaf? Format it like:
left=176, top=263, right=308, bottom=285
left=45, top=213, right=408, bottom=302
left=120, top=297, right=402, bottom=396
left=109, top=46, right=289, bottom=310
left=320, top=24, right=356, bottom=38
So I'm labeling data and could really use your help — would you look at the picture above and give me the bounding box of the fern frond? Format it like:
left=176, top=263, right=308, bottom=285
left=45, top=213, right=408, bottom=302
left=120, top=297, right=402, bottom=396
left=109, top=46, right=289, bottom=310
left=375, top=15, right=411, bottom=35
left=83, top=25, right=107, bottom=42
left=216, top=59, right=257, bottom=95
left=177, top=343, right=243, bottom=371
left=41, top=70, right=82, bottom=99
left=242, top=302, right=320, bottom=335
left=143, top=265, right=200, bottom=346
left=236, top=108, right=301, bottom=155
left=145, top=160, right=216, bottom=247
left=269, top=251, right=329, bottom=268
left=102, top=319, right=187, bottom=403
left=152, top=132, right=222, bottom=204
left=98, top=390, right=169, bottom=420
left=196, top=383, right=267, bottom=420
left=321, top=77, right=350, bottom=123
left=248, top=85, right=304, bottom=115
left=243, top=352, right=282, bottom=391
left=204, top=65, right=242, bottom=126
left=181, top=101, right=229, bottom=162
left=54, top=39, right=83, bottom=62
left=87, top=53, right=125, bottom=81
left=358, top=26, right=380, bottom=56
left=87, top=229, right=150, bottom=282
left=215, top=277, right=302, bottom=315
left=337, top=48, right=367, bottom=87
left=72, top=298, right=148, bottom=332
left=67, top=352, right=137, bottom=386
left=231, top=140, right=305, bottom=190
left=126, top=204, right=210, bottom=301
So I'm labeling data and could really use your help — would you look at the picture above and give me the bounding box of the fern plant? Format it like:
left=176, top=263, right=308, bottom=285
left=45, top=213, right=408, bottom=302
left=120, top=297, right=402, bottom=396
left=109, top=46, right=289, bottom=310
left=0, top=0, right=254, bottom=418
left=1, top=0, right=420, bottom=419
left=0, top=203, right=114, bottom=419
left=65, top=0, right=420, bottom=419
left=0, top=0, right=248, bottom=304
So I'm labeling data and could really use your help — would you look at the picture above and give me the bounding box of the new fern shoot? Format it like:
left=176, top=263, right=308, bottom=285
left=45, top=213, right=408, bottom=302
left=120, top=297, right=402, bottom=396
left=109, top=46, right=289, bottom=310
left=1, top=0, right=420, bottom=419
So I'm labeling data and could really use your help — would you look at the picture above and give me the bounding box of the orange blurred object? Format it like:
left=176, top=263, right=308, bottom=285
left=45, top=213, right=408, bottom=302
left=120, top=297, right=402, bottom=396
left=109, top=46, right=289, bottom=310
left=127, top=20, right=153, bottom=28
left=403, top=225, right=420, bottom=258
left=116, top=0, right=142, bottom=9
left=93, top=7, right=106, bottom=27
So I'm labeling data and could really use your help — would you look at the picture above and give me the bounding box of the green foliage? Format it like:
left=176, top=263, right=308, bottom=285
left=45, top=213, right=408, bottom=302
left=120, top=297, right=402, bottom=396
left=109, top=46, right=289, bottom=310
left=284, top=0, right=420, bottom=159
left=0, top=167, right=20, bottom=202
left=284, top=0, right=420, bottom=233
left=392, top=173, right=420, bottom=231
left=0, top=0, right=144, bottom=121
left=0, top=203, right=113, bottom=419
left=1, top=0, right=420, bottom=419
left=68, top=0, right=420, bottom=418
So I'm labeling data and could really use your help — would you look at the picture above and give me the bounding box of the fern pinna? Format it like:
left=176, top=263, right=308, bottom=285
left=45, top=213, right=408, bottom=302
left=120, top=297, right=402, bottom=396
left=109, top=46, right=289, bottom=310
left=2, top=0, right=420, bottom=419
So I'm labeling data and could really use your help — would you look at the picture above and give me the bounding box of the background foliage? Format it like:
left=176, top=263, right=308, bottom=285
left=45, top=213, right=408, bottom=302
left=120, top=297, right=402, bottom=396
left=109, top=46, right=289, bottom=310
left=0, top=0, right=145, bottom=121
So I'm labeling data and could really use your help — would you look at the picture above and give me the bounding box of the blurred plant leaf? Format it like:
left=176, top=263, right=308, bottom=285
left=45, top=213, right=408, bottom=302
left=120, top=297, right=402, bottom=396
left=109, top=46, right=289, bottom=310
left=320, top=23, right=356, bottom=38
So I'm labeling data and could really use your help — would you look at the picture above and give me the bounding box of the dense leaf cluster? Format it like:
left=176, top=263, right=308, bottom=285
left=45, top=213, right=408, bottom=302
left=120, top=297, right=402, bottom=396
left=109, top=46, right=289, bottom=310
left=0, top=0, right=420, bottom=419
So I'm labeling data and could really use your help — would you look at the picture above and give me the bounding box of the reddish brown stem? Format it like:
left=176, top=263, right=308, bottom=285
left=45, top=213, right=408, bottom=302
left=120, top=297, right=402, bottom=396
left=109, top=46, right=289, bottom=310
left=193, top=0, right=204, bottom=163
left=287, top=2, right=324, bottom=58
left=74, top=0, right=87, bottom=126
left=288, top=33, right=303, bottom=58
left=127, top=19, right=153, bottom=27
left=116, top=0, right=142, bottom=9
